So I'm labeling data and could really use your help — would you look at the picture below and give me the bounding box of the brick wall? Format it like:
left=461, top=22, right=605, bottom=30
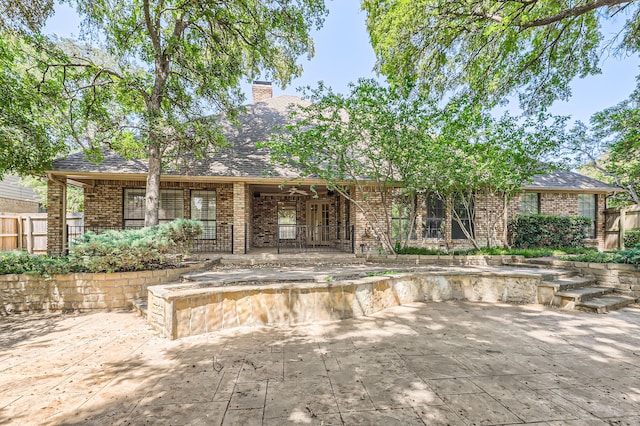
left=252, top=195, right=311, bottom=248
left=353, top=185, right=388, bottom=253
left=83, top=180, right=234, bottom=229
left=232, top=182, right=246, bottom=254
left=47, top=178, right=66, bottom=256
left=351, top=188, right=609, bottom=252
left=250, top=193, right=343, bottom=248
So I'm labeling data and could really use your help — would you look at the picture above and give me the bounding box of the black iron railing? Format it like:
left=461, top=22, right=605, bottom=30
left=277, top=225, right=355, bottom=254
left=67, top=224, right=234, bottom=253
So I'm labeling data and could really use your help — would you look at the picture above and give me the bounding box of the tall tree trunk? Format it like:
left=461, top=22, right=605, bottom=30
left=145, top=144, right=161, bottom=226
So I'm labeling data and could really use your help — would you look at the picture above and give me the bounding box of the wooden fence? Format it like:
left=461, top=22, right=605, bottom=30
left=604, top=206, right=640, bottom=250
left=0, top=213, right=83, bottom=254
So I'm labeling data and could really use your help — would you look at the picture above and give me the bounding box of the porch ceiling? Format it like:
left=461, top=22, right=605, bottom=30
left=250, top=183, right=330, bottom=197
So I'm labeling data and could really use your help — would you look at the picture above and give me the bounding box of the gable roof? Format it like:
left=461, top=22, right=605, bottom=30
left=51, top=95, right=309, bottom=179
left=524, top=170, right=620, bottom=193
left=50, top=96, right=621, bottom=193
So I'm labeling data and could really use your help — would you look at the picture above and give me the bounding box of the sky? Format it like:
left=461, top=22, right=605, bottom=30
left=44, top=2, right=640, bottom=125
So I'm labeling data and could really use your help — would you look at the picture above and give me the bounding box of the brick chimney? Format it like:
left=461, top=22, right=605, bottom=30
left=252, top=81, right=272, bottom=103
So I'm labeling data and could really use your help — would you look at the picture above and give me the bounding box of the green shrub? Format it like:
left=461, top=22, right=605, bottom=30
left=69, top=219, right=203, bottom=273
left=564, top=246, right=640, bottom=265
left=623, top=230, right=640, bottom=249
left=0, top=220, right=204, bottom=276
left=561, top=251, right=617, bottom=263
left=395, top=246, right=448, bottom=255
left=508, top=214, right=591, bottom=249
left=0, top=250, right=75, bottom=277
left=616, top=246, right=640, bottom=264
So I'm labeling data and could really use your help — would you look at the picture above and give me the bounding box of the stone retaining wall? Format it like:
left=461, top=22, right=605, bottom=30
left=357, top=254, right=522, bottom=267
left=148, top=270, right=541, bottom=339
left=0, top=264, right=205, bottom=314
left=532, top=259, right=640, bottom=297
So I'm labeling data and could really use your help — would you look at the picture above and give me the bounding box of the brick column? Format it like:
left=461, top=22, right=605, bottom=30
left=232, top=182, right=247, bottom=254
left=47, top=176, right=67, bottom=256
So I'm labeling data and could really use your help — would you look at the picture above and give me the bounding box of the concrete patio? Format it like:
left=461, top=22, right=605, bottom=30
left=2, top=300, right=640, bottom=425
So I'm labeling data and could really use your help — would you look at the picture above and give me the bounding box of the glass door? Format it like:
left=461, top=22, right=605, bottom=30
left=307, top=200, right=330, bottom=244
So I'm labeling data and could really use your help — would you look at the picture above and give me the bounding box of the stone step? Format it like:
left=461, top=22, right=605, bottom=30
left=132, top=298, right=147, bottom=318
left=219, top=253, right=365, bottom=266
left=540, top=276, right=597, bottom=292
left=552, top=287, right=614, bottom=309
left=539, top=270, right=580, bottom=281
left=576, top=295, right=638, bottom=314
left=525, top=258, right=563, bottom=266
left=503, top=261, right=578, bottom=277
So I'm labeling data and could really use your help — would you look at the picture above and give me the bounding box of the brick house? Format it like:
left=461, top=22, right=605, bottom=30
left=46, top=82, right=619, bottom=255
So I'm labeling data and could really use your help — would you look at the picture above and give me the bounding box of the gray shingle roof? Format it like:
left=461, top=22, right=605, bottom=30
left=51, top=96, right=621, bottom=193
left=51, top=95, right=309, bottom=178
left=524, top=170, right=620, bottom=192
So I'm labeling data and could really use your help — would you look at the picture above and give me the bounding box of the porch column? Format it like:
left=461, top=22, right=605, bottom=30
left=232, top=182, right=247, bottom=254
left=352, top=185, right=383, bottom=254
left=47, top=176, right=67, bottom=256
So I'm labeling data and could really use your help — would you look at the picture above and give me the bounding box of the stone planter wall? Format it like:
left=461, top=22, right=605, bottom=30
left=0, top=264, right=205, bottom=314
left=148, top=270, right=541, bottom=340
left=356, top=254, right=523, bottom=267
left=531, top=259, right=640, bottom=297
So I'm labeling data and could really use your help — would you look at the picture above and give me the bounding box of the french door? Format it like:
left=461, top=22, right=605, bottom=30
left=307, top=200, right=330, bottom=244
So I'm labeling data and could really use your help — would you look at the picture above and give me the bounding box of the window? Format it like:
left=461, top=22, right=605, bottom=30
left=191, top=190, right=216, bottom=239
left=578, top=194, right=597, bottom=239
left=123, top=188, right=146, bottom=228
left=123, top=188, right=184, bottom=228
left=278, top=203, right=296, bottom=239
left=520, top=192, right=540, bottom=214
left=452, top=194, right=474, bottom=240
left=422, top=194, right=445, bottom=239
left=391, top=198, right=415, bottom=241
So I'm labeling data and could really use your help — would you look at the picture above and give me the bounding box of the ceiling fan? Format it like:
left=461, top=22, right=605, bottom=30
left=286, top=186, right=308, bottom=196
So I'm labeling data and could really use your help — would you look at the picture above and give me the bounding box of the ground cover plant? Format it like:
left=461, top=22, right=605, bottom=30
left=0, top=219, right=202, bottom=276
left=624, top=230, right=640, bottom=249
left=564, top=245, right=640, bottom=266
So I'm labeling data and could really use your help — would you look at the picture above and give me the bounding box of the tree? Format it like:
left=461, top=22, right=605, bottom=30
left=407, top=100, right=566, bottom=248
left=265, top=79, right=433, bottom=253
left=11, top=0, right=327, bottom=226
left=0, top=0, right=54, bottom=33
left=362, top=0, right=638, bottom=111
left=0, top=34, right=68, bottom=177
left=569, top=85, right=640, bottom=205
left=265, top=80, right=565, bottom=252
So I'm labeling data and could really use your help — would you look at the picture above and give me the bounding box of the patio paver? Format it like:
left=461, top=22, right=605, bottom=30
left=2, top=301, right=640, bottom=425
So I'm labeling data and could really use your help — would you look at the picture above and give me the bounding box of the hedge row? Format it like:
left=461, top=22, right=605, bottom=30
left=508, top=214, right=591, bottom=249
